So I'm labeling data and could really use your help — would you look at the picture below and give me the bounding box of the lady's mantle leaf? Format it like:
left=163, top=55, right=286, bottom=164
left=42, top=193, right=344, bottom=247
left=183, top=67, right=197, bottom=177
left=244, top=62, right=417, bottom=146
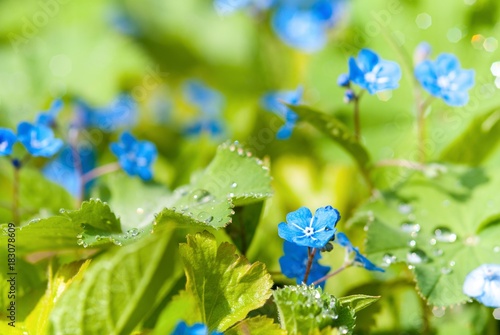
left=178, top=231, right=273, bottom=331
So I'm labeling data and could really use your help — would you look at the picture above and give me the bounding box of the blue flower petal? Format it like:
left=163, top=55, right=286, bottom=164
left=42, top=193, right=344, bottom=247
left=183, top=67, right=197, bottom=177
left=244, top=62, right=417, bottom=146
left=312, top=205, right=340, bottom=230
left=286, top=207, right=312, bottom=230
left=356, top=49, right=379, bottom=73
left=0, top=128, right=17, bottom=156
left=463, top=264, right=500, bottom=308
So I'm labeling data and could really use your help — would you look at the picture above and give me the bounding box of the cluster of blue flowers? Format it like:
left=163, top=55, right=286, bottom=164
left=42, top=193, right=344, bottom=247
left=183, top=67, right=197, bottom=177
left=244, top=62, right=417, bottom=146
left=214, top=0, right=346, bottom=52
left=0, top=96, right=158, bottom=199
left=278, top=206, right=383, bottom=287
left=338, top=46, right=475, bottom=107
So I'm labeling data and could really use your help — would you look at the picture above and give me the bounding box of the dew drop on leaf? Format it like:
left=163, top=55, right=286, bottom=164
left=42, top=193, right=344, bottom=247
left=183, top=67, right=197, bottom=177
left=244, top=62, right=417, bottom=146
left=77, top=239, right=84, bottom=245
left=400, top=222, right=421, bottom=234
left=95, top=235, right=102, bottom=241
left=432, top=306, right=446, bottom=317
left=191, top=189, right=213, bottom=203
left=407, top=248, right=429, bottom=264
left=433, top=226, right=457, bottom=243
left=338, top=325, right=349, bottom=334
left=59, top=208, right=66, bottom=214
left=408, top=240, right=417, bottom=247
left=230, top=182, right=238, bottom=188
left=127, top=228, right=140, bottom=237
left=398, top=203, right=413, bottom=214
left=440, top=267, right=452, bottom=275
left=382, top=253, right=397, bottom=266
left=433, top=248, right=444, bottom=257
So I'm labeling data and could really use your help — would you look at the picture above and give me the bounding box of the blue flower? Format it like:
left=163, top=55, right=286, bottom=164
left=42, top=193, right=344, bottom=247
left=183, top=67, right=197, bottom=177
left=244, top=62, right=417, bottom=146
left=261, top=86, right=302, bottom=139
left=171, top=321, right=222, bottom=335
left=337, top=73, right=350, bottom=87
left=36, top=99, right=63, bottom=127
left=183, top=80, right=225, bottom=138
left=278, top=206, right=340, bottom=248
left=414, top=53, right=475, bottom=106
left=271, top=1, right=345, bottom=52
left=335, top=233, right=384, bottom=272
left=42, top=146, right=96, bottom=197
left=348, top=49, right=402, bottom=95
left=463, top=264, right=500, bottom=308
left=110, top=132, right=157, bottom=181
left=0, top=128, right=17, bottom=156
left=75, top=94, right=138, bottom=132
left=279, top=240, right=331, bottom=288
left=214, top=0, right=274, bottom=15
left=17, top=122, right=63, bottom=157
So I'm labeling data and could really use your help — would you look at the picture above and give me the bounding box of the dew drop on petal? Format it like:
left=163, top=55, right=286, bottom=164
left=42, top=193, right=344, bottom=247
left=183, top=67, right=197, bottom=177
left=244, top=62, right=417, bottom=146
left=433, top=227, right=457, bottom=243
left=407, top=248, right=428, bottom=264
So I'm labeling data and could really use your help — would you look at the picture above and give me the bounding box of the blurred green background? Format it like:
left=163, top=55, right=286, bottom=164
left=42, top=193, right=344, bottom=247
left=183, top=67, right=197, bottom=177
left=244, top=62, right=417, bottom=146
left=1, top=0, right=500, bottom=333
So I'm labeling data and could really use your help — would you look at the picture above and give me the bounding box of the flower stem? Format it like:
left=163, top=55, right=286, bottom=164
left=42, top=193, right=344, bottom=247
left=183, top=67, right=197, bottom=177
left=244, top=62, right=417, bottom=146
left=303, top=248, right=317, bottom=284
left=353, top=91, right=365, bottom=141
left=81, top=162, right=121, bottom=184
left=417, top=96, right=434, bottom=162
left=311, top=261, right=353, bottom=286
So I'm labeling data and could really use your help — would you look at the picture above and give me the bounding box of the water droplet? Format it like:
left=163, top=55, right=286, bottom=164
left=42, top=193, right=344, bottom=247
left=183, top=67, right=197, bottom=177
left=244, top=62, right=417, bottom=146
left=112, top=239, right=122, bottom=246
left=401, top=222, right=421, bottom=234
left=76, top=233, right=83, bottom=239
left=228, top=192, right=235, bottom=197
left=82, top=242, right=88, bottom=248
left=382, top=253, right=397, bottom=267
left=59, top=208, right=66, bottom=214
left=398, top=204, right=413, bottom=214
left=432, top=306, right=446, bottom=317
left=429, top=238, right=437, bottom=246
left=433, top=227, right=457, bottom=243
left=127, top=228, right=140, bottom=237
left=338, top=326, right=349, bottom=334
left=230, top=182, right=238, bottom=188
left=95, top=235, right=102, bottom=241
left=197, top=212, right=214, bottom=224
left=465, top=235, right=480, bottom=246
left=441, top=267, right=452, bottom=275
left=449, top=260, right=456, bottom=267
left=237, top=147, right=244, bottom=156
left=136, top=208, right=144, bottom=215
left=433, top=248, right=444, bottom=257
left=229, top=144, right=236, bottom=151
left=191, top=189, right=213, bottom=203
left=407, top=248, right=429, bottom=264
left=408, top=240, right=417, bottom=247
left=494, top=246, right=500, bottom=253
left=174, top=185, right=190, bottom=196
left=77, top=239, right=84, bottom=245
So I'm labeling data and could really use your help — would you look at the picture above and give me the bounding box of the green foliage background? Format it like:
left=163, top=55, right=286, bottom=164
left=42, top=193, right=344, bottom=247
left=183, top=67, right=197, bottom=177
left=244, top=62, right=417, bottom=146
left=0, top=0, right=500, bottom=334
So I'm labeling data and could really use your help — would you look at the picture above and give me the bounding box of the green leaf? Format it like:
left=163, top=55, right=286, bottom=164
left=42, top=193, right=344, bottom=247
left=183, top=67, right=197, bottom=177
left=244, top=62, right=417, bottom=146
left=178, top=231, right=273, bottom=331
left=225, top=316, right=286, bottom=335
left=24, top=261, right=90, bottom=335
left=49, top=227, right=183, bottom=335
left=156, top=141, right=272, bottom=229
left=153, top=291, right=201, bottom=335
left=338, top=295, right=381, bottom=313
left=440, top=107, right=500, bottom=165
left=273, top=284, right=356, bottom=335
left=225, top=202, right=264, bottom=255
left=0, top=162, right=74, bottom=223
left=362, top=166, right=500, bottom=306
left=289, top=104, right=371, bottom=170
